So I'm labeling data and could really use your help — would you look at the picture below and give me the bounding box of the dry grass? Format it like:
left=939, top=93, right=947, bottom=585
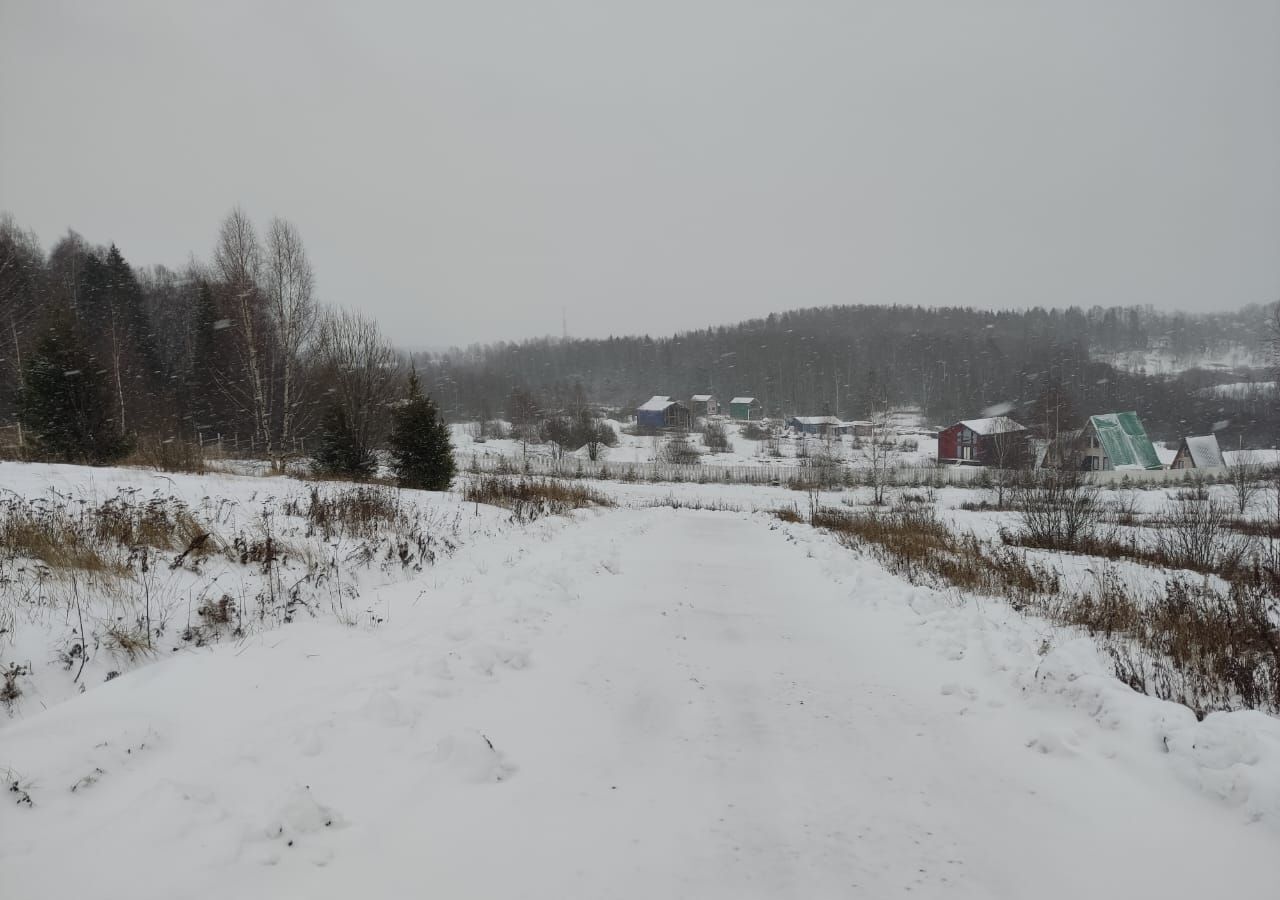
left=1050, top=570, right=1280, bottom=716
left=0, top=500, right=121, bottom=574
left=1004, top=493, right=1261, bottom=585
left=122, top=438, right=207, bottom=474
left=104, top=622, right=152, bottom=661
left=773, top=505, right=804, bottom=523
left=92, top=494, right=206, bottom=552
left=197, top=594, right=236, bottom=625
left=2, top=662, right=27, bottom=707
left=0, top=492, right=216, bottom=580
left=463, top=476, right=613, bottom=522
left=285, top=485, right=404, bottom=540
left=811, top=502, right=1060, bottom=609
left=807, top=497, right=1280, bottom=716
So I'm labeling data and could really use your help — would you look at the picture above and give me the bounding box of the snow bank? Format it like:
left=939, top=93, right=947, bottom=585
left=779, top=519, right=1280, bottom=832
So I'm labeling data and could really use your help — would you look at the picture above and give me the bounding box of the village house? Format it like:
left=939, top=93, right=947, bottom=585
left=936, top=416, right=1029, bottom=466
left=1077, top=412, right=1162, bottom=471
left=1170, top=434, right=1225, bottom=470
left=635, top=396, right=691, bottom=430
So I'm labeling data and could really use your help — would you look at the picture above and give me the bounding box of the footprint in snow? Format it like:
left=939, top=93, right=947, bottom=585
left=939, top=683, right=979, bottom=701
left=247, top=784, right=346, bottom=867
left=1025, top=729, right=1081, bottom=756
left=468, top=644, right=530, bottom=676
left=429, top=731, right=518, bottom=784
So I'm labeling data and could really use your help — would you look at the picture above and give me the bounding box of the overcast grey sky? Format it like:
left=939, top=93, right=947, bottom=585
left=2, top=1, right=1278, bottom=347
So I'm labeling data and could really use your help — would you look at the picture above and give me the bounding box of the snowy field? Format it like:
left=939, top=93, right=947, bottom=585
left=1095, top=345, right=1265, bottom=374
left=2, top=462, right=1280, bottom=898
left=451, top=414, right=941, bottom=472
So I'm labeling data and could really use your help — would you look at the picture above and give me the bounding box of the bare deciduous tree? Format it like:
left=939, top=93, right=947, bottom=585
left=1227, top=450, right=1264, bottom=516
left=263, top=217, right=318, bottom=452
left=1014, top=468, right=1102, bottom=550
left=213, top=208, right=273, bottom=453
left=988, top=426, right=1032, bottom=507
left=861, top=406, right=895, bottom=505
left=315, top=308, right=399, bottom=466
left=1158, top=491, right=1254, bottom=573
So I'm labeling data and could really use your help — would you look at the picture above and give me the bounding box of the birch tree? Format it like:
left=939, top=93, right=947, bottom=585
left=263, top=217, right=317, bottom=452
left=212, top=208, right=273, bottom=453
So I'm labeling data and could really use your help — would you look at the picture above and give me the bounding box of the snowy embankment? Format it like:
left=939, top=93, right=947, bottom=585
left=2, top=465, right=1279, bottom=897
left=0, top=462, right=513, bottom=714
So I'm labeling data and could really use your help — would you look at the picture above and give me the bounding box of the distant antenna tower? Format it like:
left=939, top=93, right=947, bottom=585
left=562, top=306, right=568, bottom=340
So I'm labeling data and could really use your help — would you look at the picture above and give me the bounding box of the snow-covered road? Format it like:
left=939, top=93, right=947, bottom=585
left=3, top=508, right=1278, bottom=898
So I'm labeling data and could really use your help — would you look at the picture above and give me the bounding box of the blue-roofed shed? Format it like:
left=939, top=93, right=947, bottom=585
left=636, top=396, right=691, bottom=430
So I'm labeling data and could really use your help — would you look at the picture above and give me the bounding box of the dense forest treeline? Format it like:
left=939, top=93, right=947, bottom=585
left=2, top=208, right=1277, bottom=463
left=417, top=304, right=1279, bottom=446
left=0, top=210, right=432, bottom=469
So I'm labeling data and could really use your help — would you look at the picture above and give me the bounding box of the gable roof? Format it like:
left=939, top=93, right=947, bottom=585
left=1088, top=412, right=1161, bottom=470
left=637, top=395, right=674, bottom=412
left=1182, top=434, right=1225, bottom=469
left=789, top=415, right=841, bottom=426
left=1224, top=448, right=1280, bottom=468
left=730, top=396, right=756, bottom=405
left=958, top=416, right=1027, bottom=436
left=690, top=394, right=714, bottom=402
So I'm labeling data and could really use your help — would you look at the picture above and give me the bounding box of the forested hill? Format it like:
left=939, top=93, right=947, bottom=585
left=1, top=205, right=1274, bottom=456
left=417, top=303, right=1278, bottom=443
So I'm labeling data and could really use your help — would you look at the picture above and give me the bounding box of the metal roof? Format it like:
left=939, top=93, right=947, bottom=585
left=1088, top=412, right=1162, bottom=470
left=1224, top=448, right=1280, bottom=468
left=1182, top=434, right=1225, bottom=469
left=730, top=396, right=756, bottom=404
left=789, top=415, right=841, bottom=426
left=690, top=394, right=714, bottom=402
left=637, top=396, right=674, bottom=412
left=957, top=416, right=1027, bottom=436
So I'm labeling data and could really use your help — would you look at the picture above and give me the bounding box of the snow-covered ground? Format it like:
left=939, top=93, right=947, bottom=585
left=1198, top=380, right=1277, bottom=399
left=2, top=463, right=1279, bottom=898
left=1096, top=346, right=1265, bottom=374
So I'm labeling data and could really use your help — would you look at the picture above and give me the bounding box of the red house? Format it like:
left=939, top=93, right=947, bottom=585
left=937, top=416, right=1029, bottom=466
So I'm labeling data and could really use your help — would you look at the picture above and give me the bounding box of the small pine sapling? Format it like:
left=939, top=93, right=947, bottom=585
left=389, top=369, right=455, bottom=491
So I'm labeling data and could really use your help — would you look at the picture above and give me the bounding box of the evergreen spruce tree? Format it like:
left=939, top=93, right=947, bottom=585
left=19, top=314, right=131, bottom=464
left=389, top=369, right=454, bottom=491
left=311, top=400, right=375, bottom=479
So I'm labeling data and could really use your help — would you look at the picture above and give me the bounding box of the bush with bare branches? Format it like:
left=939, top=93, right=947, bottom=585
left=1012, top=469, right=1103, bottom=551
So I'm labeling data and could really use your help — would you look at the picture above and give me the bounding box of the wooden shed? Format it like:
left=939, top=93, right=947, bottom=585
left=729, top=397, right=762, bottom=421
left=636, top=396, right=691, bottom=430
left=690, top=394, right=719, bottom=418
